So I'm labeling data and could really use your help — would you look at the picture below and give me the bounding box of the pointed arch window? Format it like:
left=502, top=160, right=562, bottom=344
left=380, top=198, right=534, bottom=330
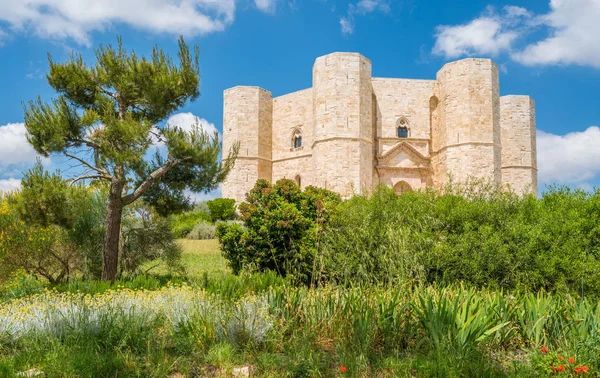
left=292, top=128, right=303, bottom=150
left=397, top=118, right=409, bottom=138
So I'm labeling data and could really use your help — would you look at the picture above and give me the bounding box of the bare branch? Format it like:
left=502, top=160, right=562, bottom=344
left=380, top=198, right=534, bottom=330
left=64, top=153, right=110, bottom=176
left=70, top=174, right=111, bottom=185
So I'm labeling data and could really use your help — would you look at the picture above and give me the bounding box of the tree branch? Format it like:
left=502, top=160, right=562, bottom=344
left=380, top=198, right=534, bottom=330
left=122, top=158, right=188, bottom=206
left=64, top=153, right=110, bottom=176
left=70, top=174, right=112, bottom=185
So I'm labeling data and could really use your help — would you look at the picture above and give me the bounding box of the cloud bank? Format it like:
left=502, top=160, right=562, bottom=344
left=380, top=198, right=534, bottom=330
left=0, top=0, right=274, bottom=45
left=537, top=126, right=600, bottom=188
left=433, top=0, right=600, bottom=69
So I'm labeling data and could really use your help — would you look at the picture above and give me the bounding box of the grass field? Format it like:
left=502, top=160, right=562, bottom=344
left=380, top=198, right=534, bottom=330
left=144, top=239, right=229, bottom=279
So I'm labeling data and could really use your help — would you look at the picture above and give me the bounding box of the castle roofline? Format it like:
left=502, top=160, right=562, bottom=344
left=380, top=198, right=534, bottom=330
left=438, top=57, right=498, bottom=72
left=223, top=86, right=272, bottom=95
left=314, top=52, right=372, bottom=64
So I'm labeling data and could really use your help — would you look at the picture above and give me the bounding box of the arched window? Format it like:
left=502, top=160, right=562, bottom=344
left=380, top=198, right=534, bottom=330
left=295, top=175, right=301, bottom=187
left=292, top=129, right=303, bottom=149
left=397, top=118, right=409, bottom=138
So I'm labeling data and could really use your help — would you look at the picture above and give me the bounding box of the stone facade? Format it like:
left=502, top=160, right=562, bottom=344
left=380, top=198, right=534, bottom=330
left=222, top=52, right=538, bottom=202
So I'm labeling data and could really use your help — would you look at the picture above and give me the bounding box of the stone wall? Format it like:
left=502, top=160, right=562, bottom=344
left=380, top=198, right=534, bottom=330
left=500, top=96, right=538, bottom=194
left=371, top=78, right=436, bottom=141
left=271, top=88, right=314, bottom=188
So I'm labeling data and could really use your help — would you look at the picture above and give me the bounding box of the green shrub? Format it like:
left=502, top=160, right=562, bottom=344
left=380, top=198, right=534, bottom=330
left=321, top=183, right=600, bottom=297
left=120, top=209, right=183, bottom=275
left=207, top=198, right=237, bottom=221
left=187, top=222, right=216, bottom=240
left=169, top=210, right=212, bottom=238
left=216, top=179, right=340, bottom=284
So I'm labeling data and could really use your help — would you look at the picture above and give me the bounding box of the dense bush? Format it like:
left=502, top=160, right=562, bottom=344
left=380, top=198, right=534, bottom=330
left=169, top=210, right=212, bottom=238
left=0, top=167, right=106, bottom=283
left=216, top=179, right=340, bottom=284
left=207, top=198, right=237, bottom=221
left=186, top=221, right=216, bottom=240
left=320, top=184, right=600, bottom=297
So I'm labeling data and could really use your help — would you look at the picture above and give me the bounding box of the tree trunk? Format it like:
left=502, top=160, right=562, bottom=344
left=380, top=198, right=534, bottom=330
left=101, top=179, right=124, bottom=282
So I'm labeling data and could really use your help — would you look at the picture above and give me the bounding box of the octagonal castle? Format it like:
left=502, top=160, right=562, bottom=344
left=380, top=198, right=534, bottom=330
left=222, top=52, right=537, bottom=202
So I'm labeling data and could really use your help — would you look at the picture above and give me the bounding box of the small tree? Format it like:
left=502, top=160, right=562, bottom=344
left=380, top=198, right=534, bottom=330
left=207, top=198, right=236, bottom=221
left=24, top=37, right=238, bottom=281
left=216, top=179, right=340, bottom=284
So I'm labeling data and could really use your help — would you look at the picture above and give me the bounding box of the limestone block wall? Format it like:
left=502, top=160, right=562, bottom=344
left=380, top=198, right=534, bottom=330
left=433, top=59, right=502, bottom=187
left=271, top=88, right=314, bottom=188
left=311, top=53, right=374, bottom=197
left=221, top=86, right=273, bottom=201
left=371, top=78, right=436, bottom=141
left=500, top=96, right=538, bottom=194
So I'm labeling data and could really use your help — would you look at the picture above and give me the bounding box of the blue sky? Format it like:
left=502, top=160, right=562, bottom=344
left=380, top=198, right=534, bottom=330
left=0, top=0, right=599, bottom=198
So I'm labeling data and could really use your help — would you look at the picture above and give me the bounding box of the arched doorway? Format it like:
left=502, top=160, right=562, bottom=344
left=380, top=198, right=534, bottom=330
left=394, top=181, right=412, bottom=195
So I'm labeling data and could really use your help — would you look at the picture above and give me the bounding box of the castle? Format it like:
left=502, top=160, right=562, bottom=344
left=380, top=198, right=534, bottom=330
left=222, top=52, right=537, bottom=202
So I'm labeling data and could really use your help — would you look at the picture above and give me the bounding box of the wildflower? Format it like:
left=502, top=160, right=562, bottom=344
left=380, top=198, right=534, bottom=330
left=557, top=365, right=565, bottom=372
left=541, top=346, right=549, bottom=354
left=569, top=357, right=576, bottom=364
left=558, top=355, right=565, bottom=361
left=339, top=366, right=347, bottom=373
left=574, top=366, right=589, bottom=373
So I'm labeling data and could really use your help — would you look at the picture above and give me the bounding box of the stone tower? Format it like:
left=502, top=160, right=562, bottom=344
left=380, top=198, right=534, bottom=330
left=432, top=59, right=502, bottom=187
left=500, top=96, right=538, bottom=194
left=221, top=86, right=273, bottom=201
left=311, top=53, right=374, bottom=196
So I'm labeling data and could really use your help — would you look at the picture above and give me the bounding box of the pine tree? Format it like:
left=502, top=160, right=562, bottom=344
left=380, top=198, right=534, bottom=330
left=24, top=37, right=238, bottom=281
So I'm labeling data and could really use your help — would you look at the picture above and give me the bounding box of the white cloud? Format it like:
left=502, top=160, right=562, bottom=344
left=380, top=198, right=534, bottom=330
left=0, top=0, right=275, bottom=45
left=0, top=178, right=21, bottom=193
left=512, top=0, right=600, bottom=68
left=254, top=0, right=277, bottom=14
left=433, top=6, right=529, bottom=59
left=166, top=112, right=219, bottom=136
left=432, top=1, right=600, bottom=69
left=0, top=123, right=39, bottom=167
left=340, top=17, right=354, bottom=34
left=340, top=0, right=390, bottom=35
left=153, top=112, right=219, bottom=146
left=537, top=126, right=600, bottom=186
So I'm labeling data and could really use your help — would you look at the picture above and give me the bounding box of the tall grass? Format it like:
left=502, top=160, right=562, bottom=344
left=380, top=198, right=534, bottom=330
left=1, top=278, right=598, bottom=376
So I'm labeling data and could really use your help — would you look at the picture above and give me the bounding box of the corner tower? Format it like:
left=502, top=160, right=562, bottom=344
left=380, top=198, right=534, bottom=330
left=500, top=96, right=537, bottom=194
left=311, top=53, right=374, bottom=197
left=221, top=86, right=273, bottom=202
left=433, top=58, right=502, bottom=186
